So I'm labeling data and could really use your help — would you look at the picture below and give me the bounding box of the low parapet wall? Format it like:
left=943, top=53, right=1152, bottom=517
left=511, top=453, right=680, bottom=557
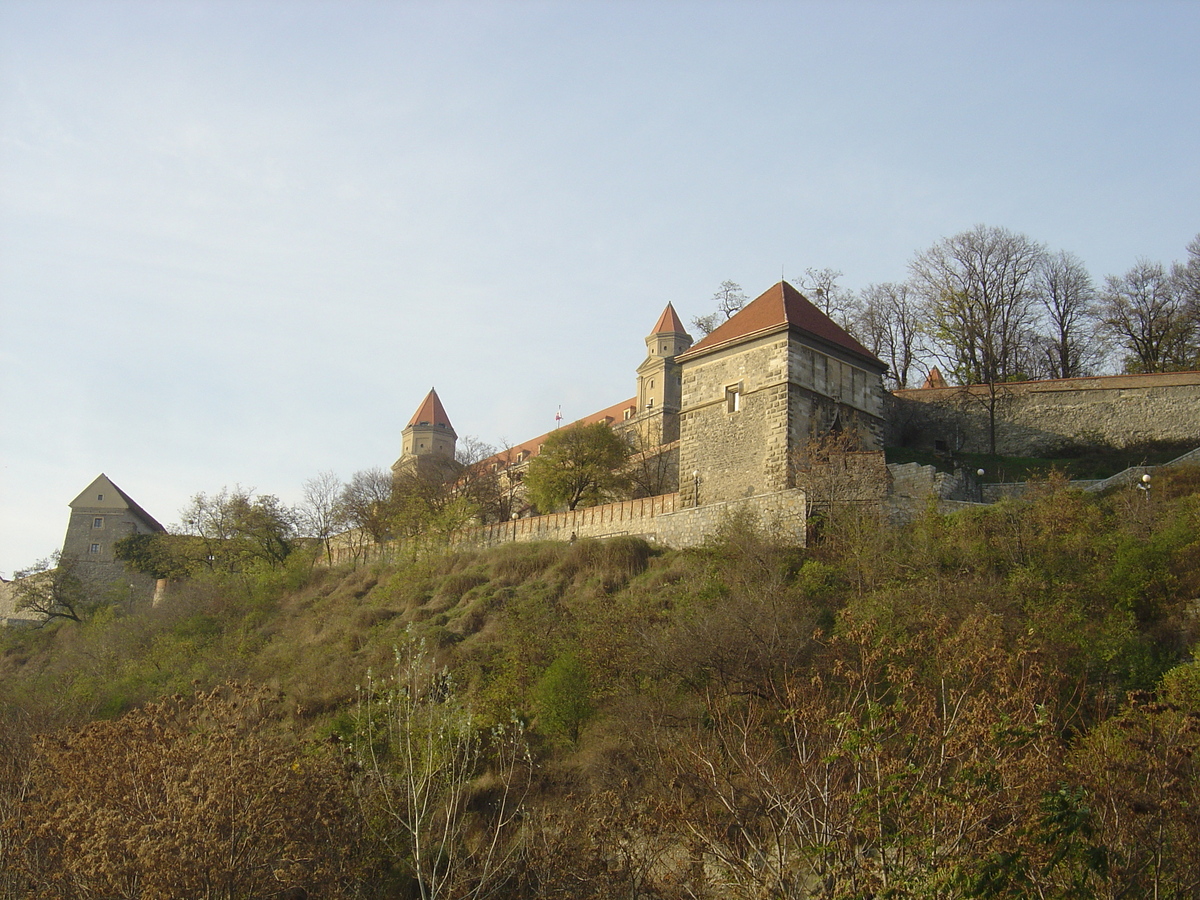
left=457, top=488, right=807, bottom=549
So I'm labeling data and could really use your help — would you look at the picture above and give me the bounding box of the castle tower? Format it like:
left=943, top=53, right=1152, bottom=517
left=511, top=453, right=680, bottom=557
left=676, top=282, right=888, bottom=507
left=393, top=388, right=458, bottom=479
left=61, top=473, right=165, bottom=598
left=634, top=303, right=693, bottom=445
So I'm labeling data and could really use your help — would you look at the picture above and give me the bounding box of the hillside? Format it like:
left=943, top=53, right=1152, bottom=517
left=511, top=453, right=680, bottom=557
left=3, top=469, right=1200, bottom=899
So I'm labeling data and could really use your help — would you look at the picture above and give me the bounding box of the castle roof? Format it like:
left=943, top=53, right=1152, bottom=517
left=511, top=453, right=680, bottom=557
left=480, top=396, right=638, bottom=471
left=679, top=281, right=884, bottom=370
left=921, top=367, right=948, bottom=389
left=651, top=302, right=688, bottom=336
left=407, top=388, right=455, bottom=432
left=69, top=473, right=166, bottom=532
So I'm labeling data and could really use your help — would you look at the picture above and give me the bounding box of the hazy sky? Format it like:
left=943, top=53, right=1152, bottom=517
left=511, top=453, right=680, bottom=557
left=2, top=0, right=1197, bottom=577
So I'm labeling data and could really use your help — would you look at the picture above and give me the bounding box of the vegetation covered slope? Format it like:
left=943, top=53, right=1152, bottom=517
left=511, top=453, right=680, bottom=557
left=2, top=468, right=1199, bottom=898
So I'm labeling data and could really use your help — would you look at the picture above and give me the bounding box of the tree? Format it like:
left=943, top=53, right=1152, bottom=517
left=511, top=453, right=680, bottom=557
left=1036, top=250, right=1103, bottom=378
left=911, top=226, right=1048, bottom=455
left=1101, top=257, right=1197, bottom=373
left=341, top=468, right=398, bottom=545
left=178, top=486, right=299, bottom=570
left=10, top=553, right=91, bottom=624
left=524, top=422, right=630, bottom=512
left=691, top=280, right=748, bottom=336
left=623, top=419, right=677, bottom=498
left=300, top=470, right=348, bottom=565
left=536, top=652, right=594, bottom=745
left=911, top=224, right=1048, bottom=385
left=852, top=281, right=923, bottom=389
left=797, top=266, right=855, bottom=327
left=354, top=634, right=530, bottom=900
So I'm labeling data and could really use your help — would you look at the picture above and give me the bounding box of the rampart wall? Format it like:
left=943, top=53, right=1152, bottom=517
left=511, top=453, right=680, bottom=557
left=889, top=371, right=1200, bottom=456
left=457, top=488, right=807, bottom=549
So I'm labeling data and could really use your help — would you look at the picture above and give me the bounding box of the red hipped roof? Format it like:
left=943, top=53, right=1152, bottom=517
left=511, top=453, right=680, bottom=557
left=679, top=281, right=882, bottom=368
left=407, top=388, right=455, bottom=431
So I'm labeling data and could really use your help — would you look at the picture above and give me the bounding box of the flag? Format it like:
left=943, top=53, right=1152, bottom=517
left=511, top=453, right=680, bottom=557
left=555, top=406, right=562, bottom=427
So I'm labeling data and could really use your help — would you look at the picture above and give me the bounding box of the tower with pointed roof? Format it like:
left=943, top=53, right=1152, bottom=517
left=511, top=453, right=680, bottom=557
left=632, top=302, right=693, bottom=447
left=393, top=388, right=459, bottom=479
left=675, top=281, right=888, bottom=507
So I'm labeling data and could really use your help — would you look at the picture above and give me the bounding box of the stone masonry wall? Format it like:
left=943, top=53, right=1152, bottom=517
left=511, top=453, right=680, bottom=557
left=457, top=488, right=807, bottom=549
left=889, top=372, right=1200, bottom=456
left=679, top=335, right=791, bottom=506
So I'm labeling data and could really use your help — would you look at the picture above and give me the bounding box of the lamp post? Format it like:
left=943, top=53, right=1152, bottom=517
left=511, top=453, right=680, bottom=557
left=976, top=468, right=985, bottom=503
left=510, top=511, right=519, bottom=543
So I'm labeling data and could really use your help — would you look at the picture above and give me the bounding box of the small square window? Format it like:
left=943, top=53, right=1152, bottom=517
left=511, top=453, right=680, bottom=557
left=725, top=385, right=741, bottom=413
left=89, top=543, right=100, bottom=554
left=93, top=517, right=103, bottom=528
left=97, top=493, right=104, bottom=501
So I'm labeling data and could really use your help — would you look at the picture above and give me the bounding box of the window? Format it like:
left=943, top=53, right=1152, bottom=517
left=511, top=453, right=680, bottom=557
left=97, top=493, right=103, bottom=501
left=89, top=543, right=100, bottom=554
left=93, top=517, right=103, bottom=528
left=725, top=384, right=741, bottom=413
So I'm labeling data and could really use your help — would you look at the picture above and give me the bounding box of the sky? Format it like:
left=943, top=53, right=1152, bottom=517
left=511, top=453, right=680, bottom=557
left=2, top=0, right=1197, bottom=577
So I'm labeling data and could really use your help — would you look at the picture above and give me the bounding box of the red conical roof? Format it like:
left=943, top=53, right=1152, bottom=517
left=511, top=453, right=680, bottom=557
left=407, top=388, right=454, bottom=430
left=679, top=281, right=881, bottom=368
left=651, top=301, right=688, bottom=336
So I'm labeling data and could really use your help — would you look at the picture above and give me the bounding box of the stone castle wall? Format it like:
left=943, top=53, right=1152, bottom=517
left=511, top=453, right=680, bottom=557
left=458, top=488, right=807, bottom=549
left=889, top=371, right=1200, bottom=456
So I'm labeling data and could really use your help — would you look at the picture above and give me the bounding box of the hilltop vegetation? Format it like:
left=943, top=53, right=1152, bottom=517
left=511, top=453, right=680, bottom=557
left=2, top=469, right=1200, bottom=898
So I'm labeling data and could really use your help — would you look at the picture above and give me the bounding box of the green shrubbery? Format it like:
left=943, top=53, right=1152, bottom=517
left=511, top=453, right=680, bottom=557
left=3, top=468, right=1200, bottom=897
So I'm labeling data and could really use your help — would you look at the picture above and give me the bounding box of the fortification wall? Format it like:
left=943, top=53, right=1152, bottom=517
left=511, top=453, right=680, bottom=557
left=889, top=371, right=1200, bottom=456
left=458, top=488, right=807, bottom=549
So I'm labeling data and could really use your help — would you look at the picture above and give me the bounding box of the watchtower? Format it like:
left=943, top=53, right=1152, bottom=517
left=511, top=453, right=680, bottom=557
left=633, top=303, right=693, bottom=446
left=393, top=388, right=459, bottom=480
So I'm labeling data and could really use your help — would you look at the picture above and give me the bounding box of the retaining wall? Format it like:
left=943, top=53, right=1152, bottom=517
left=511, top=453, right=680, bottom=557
left=889, top=371, right=1200, bottom=456
left=457, top=489, right=807, bottom=549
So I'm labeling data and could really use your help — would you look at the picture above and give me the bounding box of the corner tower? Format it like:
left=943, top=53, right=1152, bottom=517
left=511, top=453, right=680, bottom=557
left=393, top=388, right=458, bottom=479
left=634, top=303, right=692, bottom=445
left=676, top=281, right=887, bottom=507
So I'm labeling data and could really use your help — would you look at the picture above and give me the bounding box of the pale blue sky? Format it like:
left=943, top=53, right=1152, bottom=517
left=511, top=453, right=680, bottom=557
left=2, top=0, right=1197, bottom=576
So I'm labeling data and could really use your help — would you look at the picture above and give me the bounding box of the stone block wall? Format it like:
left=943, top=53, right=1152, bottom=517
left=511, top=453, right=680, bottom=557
left=889, top=372, right=1200, bottom=457
left=455, top=488, right=807, bottom=550
left=679, top=335, right=792, bottom=506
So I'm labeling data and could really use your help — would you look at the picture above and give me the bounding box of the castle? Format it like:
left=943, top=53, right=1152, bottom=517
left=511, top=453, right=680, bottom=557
left=390, top=279, right=1200, bottom=549
left=24, top=280, right=1198, bottom=608
left=391, top=281, right=891, bottom=547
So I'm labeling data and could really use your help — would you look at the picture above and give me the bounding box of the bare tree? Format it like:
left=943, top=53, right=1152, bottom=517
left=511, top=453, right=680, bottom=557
left=796, top=266, right=856, bottom=327
left=1037, top=250, right=1103, bottom=378
left=911, top=226, right=1047, bottom=454
left=691, top=280, right=748, bottom=336
left=623, top=420, right=677, bottom=498
left=910, top=224, right=1048, bottom=385
left=1101, top=258, right=1197, bottom=373
left=340, top=468, right=397, bottom=546
left=852, top=281, right=922, bottom=389
left=300, top=470, right=347, bottom=565
left=355, top=633, right=530, bottom=900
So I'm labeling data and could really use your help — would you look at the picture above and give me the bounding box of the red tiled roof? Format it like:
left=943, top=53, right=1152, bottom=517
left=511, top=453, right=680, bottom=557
left=651, top=302, right=688, bottom=336
left=482, top=397, right=637, bottom=470
left=407, top=388, right=455, bottom=431
left=678, top=281, right=882, bottom=368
